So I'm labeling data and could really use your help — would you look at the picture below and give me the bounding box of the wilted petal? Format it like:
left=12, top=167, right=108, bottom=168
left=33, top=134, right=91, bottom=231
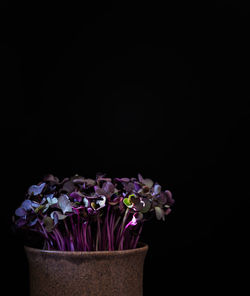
left=28, top=183, right=46, bottom=196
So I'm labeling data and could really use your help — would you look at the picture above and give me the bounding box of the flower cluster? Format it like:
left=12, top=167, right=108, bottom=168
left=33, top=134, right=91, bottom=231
left=13, top=173, right=174, bottom=251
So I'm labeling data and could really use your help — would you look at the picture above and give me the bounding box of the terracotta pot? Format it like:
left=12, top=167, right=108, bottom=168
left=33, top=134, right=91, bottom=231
left=25, top=243, right=148, bottom=296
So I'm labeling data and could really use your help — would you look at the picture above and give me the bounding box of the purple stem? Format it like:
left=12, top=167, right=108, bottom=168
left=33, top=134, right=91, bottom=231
left=109, top=209, right=115, bottom=250
left=106, top=205, right=112, bottom=251
left=54, top=227, right=65, bottom=251
left=87, top=222, right=92, bottom=251
left=118, top=208, right=130, bottom=250
left=70, top=233, right=75, bottom=251
left=96, top=215, right=101, bottom=251
left=76, top=214, right=80, bottom=250
left=133, top=223, right=143, bottom=249
left=82, top=222, right=87, bottom=251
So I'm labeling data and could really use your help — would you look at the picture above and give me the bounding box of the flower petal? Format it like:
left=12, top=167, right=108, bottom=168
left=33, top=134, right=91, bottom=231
left=15, top=207, right=26, bottom=217
left=61, top=181, right=75, bottom=193
left=102, top=182, right=115, bottom=194
left=134, top=182, right=141, bottom=192
left=96, top=195, right=106, bottom=208
left=153, top=184, right=162, bottom=195
left=155, top=206, right=165, bottom=221
left=138, top=173, right=144, bottom=183
left=143, top=178, right=154, bottom=188
left=83, top=197, right=89, bottom=207
left=21, top=200, right=32, bottom=211
left=94, top=186, right=106, bottom=195
left=58, top=195, right=72, bottom=214
left=28, top=183, right=46, bottom=196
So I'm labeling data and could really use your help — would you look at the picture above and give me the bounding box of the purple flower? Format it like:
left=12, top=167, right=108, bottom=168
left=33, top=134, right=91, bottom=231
left=15, top=200, right=33, bottom=217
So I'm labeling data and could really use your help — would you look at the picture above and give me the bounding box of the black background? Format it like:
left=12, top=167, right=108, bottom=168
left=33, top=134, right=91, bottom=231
left=1, top=1, right=250, bottom=295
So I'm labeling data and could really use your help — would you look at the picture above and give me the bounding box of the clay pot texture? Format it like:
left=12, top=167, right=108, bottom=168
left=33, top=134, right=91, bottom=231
left=25, top=243, right=148, bottom=296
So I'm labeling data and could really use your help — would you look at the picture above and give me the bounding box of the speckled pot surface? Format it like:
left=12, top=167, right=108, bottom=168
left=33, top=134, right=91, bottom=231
left=25, top=243, right=148, bottom=296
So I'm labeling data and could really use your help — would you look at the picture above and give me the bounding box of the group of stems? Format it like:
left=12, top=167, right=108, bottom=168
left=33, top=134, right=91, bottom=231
left=36, top=206, right=143, bottom=251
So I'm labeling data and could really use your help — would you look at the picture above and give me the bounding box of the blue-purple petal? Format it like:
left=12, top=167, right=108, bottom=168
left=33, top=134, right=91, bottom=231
left=21, top=199, right=32, bottom=211
left=28, top=183, right=46, bottom=196
left=15, top=207, right=26, bottom=217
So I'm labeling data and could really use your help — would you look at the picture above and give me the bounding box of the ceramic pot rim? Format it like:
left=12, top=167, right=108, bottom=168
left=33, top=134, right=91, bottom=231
left=24, top=242, right=148, bottom=257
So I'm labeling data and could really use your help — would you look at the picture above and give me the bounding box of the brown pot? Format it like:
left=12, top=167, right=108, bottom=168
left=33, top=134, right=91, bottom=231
left=25, top=243, right=148, bottom=296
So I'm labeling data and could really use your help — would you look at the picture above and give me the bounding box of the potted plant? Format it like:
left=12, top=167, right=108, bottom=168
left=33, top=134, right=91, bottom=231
left=13, top=173, right=174, bottom=296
